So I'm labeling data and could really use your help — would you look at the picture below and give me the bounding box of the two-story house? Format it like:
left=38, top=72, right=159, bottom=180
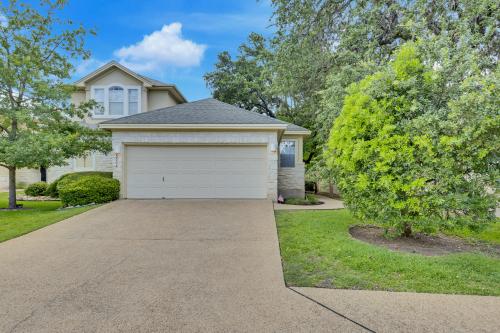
left=1, top=61, right=310, bottom=200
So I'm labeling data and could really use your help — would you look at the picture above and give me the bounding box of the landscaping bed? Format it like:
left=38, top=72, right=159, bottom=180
left=275, top=209, right=500, bottom=295
left=283, top=194, right=323, bottom=206
left=349, top=225, right=500, bottom=257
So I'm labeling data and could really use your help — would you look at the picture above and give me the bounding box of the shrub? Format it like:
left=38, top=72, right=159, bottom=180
left=59, top=175, right=120, bottom=207
left=46, top=171, right=112, bottom=198
left=24, top=181, right=48, bottom=196
left=326, top=43, right=498, bottom=236
left=284, top=194, right=321, bottom=205
left=305, top=181, right=317, bottom=193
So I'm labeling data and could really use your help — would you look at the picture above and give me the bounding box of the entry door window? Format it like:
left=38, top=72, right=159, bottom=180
left=279, top=140, right=296, bottom=168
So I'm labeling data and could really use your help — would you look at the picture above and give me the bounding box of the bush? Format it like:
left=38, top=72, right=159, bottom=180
left=326, top=43, right=498, bottom=236
left=46, top=171, right=112, bottom=198
left=59, top=175, right=120, bottom=207
left=284, top=194, right=321, bottom=205
left=305, top=181, right=317, bottom=193
left=24, top=181, right=48, bottom=196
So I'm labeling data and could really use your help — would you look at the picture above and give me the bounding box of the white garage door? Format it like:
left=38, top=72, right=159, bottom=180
left=125, top=145, right=267, bottom=199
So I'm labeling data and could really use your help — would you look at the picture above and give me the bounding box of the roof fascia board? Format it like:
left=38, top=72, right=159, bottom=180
left=99, top=123, right=288, bottom=130
left=283, top=130, right=311, bottom=136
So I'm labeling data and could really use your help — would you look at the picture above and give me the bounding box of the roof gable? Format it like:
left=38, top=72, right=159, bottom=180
left=75, top=61, right=152, bottom=87
left=73, top=61, right=187, bottom=103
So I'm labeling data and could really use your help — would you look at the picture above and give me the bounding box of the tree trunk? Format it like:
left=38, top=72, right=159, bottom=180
left=40, top=166, right=47, bottom=182
left=8, top=167, right=17, bottom=209
left=328, top=181, right=334, bottom=197
left=402, top=223, right=412, bottom=237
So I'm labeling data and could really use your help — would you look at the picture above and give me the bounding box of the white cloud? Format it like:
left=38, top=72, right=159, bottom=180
left=114, top=23, right=206, bottom=71
left=74, top=58, right=106, bottom=76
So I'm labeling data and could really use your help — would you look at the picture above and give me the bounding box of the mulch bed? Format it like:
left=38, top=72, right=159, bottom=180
left=349, top=225, right=500, bottom=257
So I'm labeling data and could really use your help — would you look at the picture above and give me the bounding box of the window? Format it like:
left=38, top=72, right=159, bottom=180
left=93, top=88, right=105, bottom=115
left=128, top=88, right=139, bottom=115
left=109, top=86, right=124, bottom=115
left=280, top=140, right=296, bottom=168
left=90, top=84, right=141, bottom=117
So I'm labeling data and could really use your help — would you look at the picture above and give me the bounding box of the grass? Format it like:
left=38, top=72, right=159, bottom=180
left=275, top=209, right=500, bottom=296
left=445, top=222, right=500, bottom=245
left=0, top=192, right=97, bottom=243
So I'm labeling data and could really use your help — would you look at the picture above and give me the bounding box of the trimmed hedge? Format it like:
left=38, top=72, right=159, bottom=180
left=46, top=171, right=113, bottom=198
left=59, top=175, right=120, bottom=207
left=24, top=181, right=48, bottom=197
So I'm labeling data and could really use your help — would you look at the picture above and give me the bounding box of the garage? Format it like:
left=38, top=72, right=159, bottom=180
left=125, top=145, right=268, bottom=199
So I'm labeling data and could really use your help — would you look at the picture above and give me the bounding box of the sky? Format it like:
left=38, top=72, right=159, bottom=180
left=54, top=0, right=275, bottom=101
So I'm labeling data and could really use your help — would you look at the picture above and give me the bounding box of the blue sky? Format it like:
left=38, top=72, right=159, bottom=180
left=57, top=0, right=274, bottom=101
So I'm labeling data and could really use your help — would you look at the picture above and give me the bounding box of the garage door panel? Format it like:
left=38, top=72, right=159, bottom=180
left=126, top=145, right=267, bottom=199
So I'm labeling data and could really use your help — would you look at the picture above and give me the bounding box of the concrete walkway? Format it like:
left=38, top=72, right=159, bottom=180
left=0, top=199, right=498, bottom=332
left=274, top=194, right=344, bottom=210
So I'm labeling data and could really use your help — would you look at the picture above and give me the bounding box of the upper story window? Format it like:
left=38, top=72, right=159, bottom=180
left=279, top=140, right=296, bottom=168
left=93, top=88, right=105, bottom=115
left=91, top=84, right=141, bottom=118
left=128, top=88, right=139, bottom=115
left=108, top=86, right=124, bottom=115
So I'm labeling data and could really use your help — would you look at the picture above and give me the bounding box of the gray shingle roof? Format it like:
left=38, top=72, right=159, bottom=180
left=101, top=98, right=310, bottom=133
left=137, top=73, right=174, bottom=87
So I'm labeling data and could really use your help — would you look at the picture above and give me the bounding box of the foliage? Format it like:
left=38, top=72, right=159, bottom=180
left=284, top=194, right=320, bottom=205
left=304, top=180, right=316, bottom=192
left=0, top=192, right=95, bottom=243
left=204, top=33, right=279, bottom=117
left=24, top=181, right=48, bottom=197
left=445, top=222, right=500, bottom=246
left=58, top=175, right=119, bottom=207
left=46, top=171, right=113, bottom=198
left=327, top=43, right=499, bottom=236
left=275, top=209, right=500, bottom=296
left=0, top=0, right=111, bottom=209
left=206, top=0, right=499, bottom=177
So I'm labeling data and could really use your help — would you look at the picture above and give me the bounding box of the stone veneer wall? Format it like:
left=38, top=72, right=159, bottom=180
left=278, top=164, right=305, bottom=198
left=277, top=135, right=305, bottom=198
left=111, top=130, right=279, bottom=200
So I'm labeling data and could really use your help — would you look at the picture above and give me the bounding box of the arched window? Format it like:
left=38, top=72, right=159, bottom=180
left=108, top=86, right=124, bottom=115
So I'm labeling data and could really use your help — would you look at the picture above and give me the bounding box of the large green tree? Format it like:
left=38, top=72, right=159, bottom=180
left=204, top=33, right=280, bottom=117
left=0, top=0, right=111, bottom=209
left=327, top=43, right=499, bottom=236
left=269, top=0, right=499, bottom=183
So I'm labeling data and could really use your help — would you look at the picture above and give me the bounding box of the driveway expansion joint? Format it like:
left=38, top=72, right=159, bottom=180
left=288, top=287, right=376, bottom=333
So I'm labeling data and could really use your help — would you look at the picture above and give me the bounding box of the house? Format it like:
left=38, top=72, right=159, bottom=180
left=0, top=61, right=310, bottom=200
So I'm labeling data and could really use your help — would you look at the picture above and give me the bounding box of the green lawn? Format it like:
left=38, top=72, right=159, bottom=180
left=445, top=222, right=500, bottom=245
left=0, top=192, right=97, bottom=243
left=275, top=209, right=500, bottom=296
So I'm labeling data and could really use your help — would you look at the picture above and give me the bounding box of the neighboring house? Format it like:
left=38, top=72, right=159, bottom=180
left=0, top=61, right=310, bottom=200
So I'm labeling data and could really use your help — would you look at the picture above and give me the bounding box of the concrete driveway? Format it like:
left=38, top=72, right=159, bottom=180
left=0, top=200, right=498, bottom=332
left=0, top=200, right=363, bottom=332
